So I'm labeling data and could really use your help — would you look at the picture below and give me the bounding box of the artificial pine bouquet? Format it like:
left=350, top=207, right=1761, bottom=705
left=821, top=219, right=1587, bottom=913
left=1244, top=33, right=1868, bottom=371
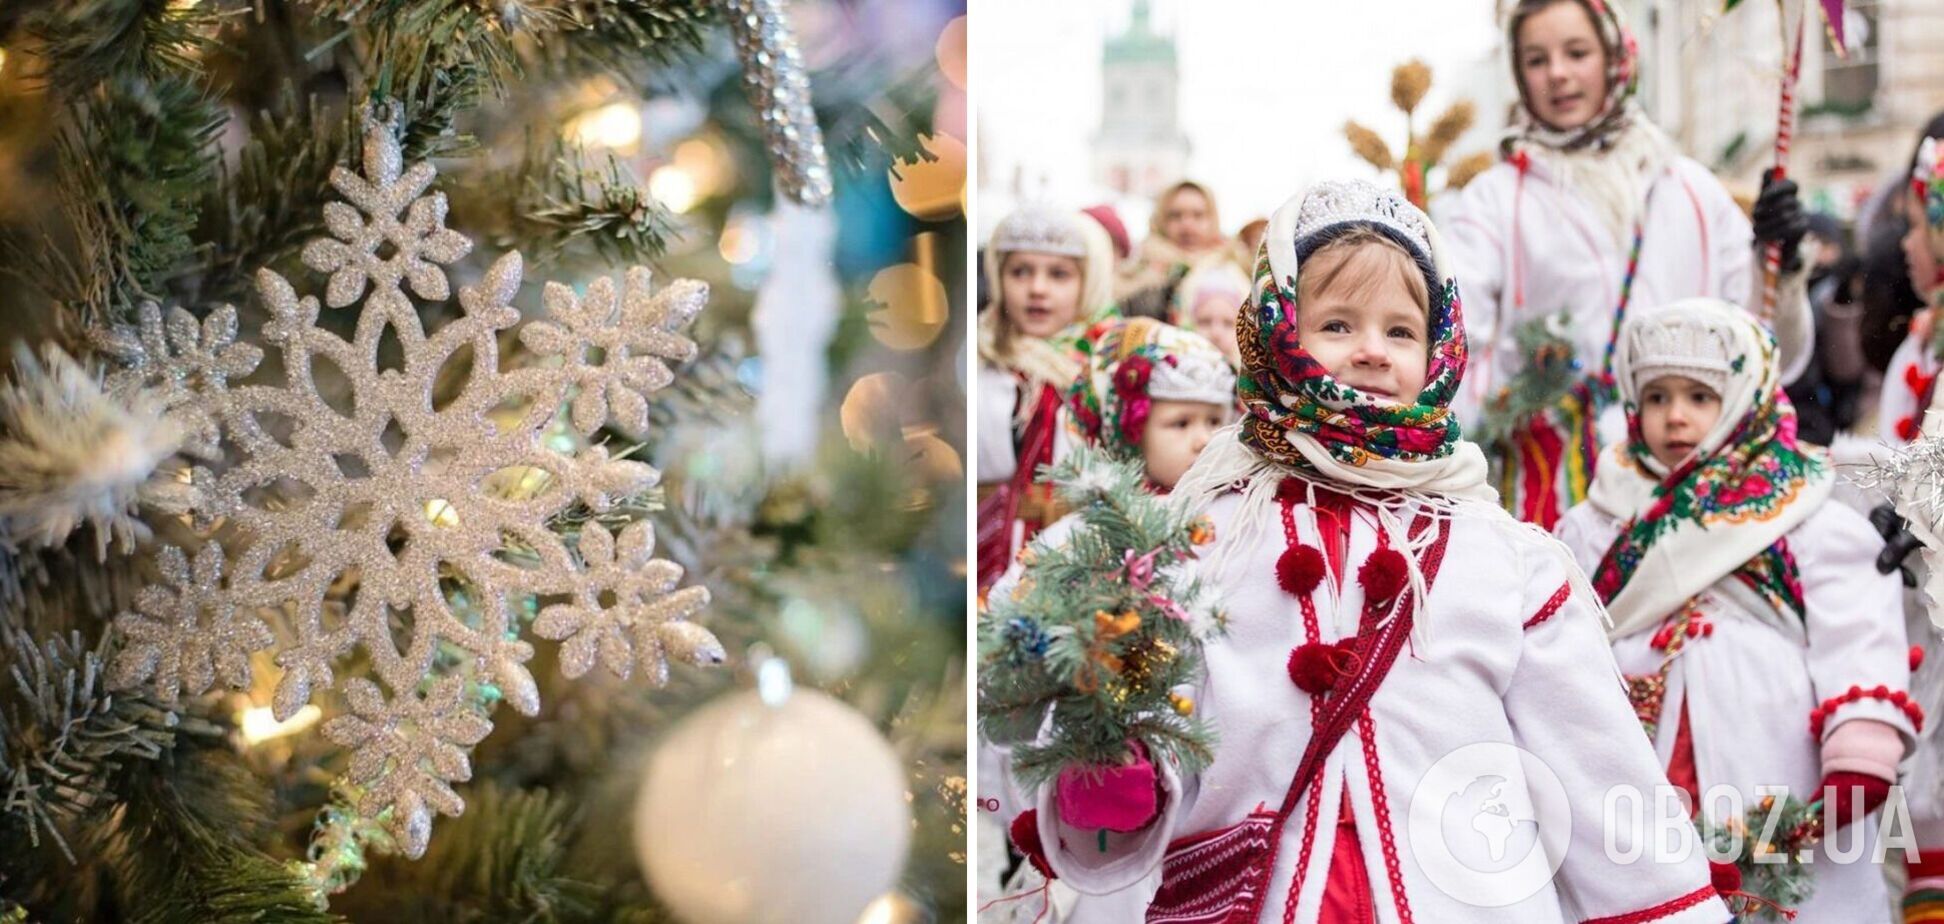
left=977, top=446, right=1224, bottom=783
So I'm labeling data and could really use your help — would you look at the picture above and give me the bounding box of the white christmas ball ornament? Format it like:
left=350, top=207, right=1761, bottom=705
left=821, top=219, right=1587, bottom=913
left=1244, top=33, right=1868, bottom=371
left=634, top=687, right=911, bottom=924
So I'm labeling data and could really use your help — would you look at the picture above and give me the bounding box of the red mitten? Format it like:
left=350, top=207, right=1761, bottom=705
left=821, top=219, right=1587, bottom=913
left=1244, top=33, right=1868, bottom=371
left=1820, top=771, right=1892, bottom=830
left=1055, top=741, right=1160, bottom=832
left=1009, top=809, right=1055, bottom=879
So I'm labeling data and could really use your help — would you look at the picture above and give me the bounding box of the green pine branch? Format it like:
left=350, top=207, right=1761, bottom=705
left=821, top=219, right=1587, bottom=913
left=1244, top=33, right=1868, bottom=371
left=978, top=447, right=1222, bottom=785
left=532, top=0, right=714, bottom=80
left=192, top=89, right=352, bottom=305
left=84, top=736, right=342, bottom=924
left=0, top=624, right=180, bottom=860
left=19, top=0, right=221, bottom=94
left=335, top=781, right=603, bottom=923
left=459, top=137, right=677, bottom=271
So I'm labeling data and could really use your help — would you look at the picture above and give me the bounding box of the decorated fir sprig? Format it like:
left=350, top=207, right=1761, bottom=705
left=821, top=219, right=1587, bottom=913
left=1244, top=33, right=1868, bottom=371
left=1476, top=312, right=1582, bottom=452
left=1697, top=792, right=1823, bottom=921
left=976, top=446, right=1223, bottom=785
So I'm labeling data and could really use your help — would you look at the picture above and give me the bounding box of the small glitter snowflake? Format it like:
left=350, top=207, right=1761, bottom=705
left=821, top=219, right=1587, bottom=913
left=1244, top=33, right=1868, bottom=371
left=520, top=268, right=707, bottom=435
left=99, top=112, right=719, bottom=859
left=323, top=675, right=493, bottom=857
left=532, top=520, right=718, bottom=683
left=108, top=542, right=274, bottom=703
left=96, top=302, right=264, bottom=461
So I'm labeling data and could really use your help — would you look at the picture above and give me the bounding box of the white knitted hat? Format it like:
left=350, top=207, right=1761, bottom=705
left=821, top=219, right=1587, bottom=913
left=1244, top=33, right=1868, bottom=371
left=1621, top=302, right=1739, bottom=397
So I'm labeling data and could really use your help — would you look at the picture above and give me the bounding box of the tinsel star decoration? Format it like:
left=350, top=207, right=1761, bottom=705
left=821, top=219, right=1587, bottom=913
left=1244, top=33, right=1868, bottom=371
left=93, top=111, right=722, bottom=860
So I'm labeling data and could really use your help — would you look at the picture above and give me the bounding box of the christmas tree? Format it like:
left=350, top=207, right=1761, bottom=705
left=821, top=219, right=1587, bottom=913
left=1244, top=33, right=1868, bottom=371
left=0, top=1, right=966, bottom=921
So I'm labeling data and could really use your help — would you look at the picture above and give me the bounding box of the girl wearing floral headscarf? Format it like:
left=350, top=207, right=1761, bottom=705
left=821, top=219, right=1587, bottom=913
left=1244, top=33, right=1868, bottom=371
left=1443, top=0, right=1812, bottom=530
left=1018, top=180, right=1726, bottom=923
left=1555, top=297, right=1914, bottom=922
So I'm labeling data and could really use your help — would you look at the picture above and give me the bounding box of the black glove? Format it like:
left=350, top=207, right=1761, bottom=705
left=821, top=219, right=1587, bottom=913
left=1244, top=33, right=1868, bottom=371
left=1870, top=501, right=1923, bottom=587
left=1752, top=171, right=1808, bottom=274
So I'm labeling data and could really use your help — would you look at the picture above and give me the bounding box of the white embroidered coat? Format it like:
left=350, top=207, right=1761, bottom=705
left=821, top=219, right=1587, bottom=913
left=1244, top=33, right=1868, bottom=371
left=977, top=361, right=1076, bottom=486
left=1035, top=492, right=1730, bottom=924
left=1555, top=500, right=1916, bottom=923
left=1440, top=155, right=1811, bottom=440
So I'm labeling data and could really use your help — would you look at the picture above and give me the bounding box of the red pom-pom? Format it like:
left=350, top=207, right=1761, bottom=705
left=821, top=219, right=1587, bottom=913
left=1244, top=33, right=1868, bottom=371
left=1358, top=548, right=1409, bottom=607
left=1709, top=859, right=1742, bottom=895
left=1893, top=691, right=1911, bottom=706
left=1875, top=684, right=1892, bottom=699
left=1913, top=646, right=1927, bottom=672
left=1010, top=809, right=1055, bottom=880
left=1288, top=642, right=1341, bottom=695
left=1277, top=545, right=1326, bottom=597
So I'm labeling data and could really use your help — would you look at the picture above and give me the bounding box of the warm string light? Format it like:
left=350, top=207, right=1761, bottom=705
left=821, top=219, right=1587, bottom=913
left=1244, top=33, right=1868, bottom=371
left=648, top=165, right=699, bottom=214
left=566, top=101, right=643, bottom=152
left=239, top=704, right=323, bottom=744
left=855, top=891, right=924, bottom=924
left=718, top=215, right=762, bottom=264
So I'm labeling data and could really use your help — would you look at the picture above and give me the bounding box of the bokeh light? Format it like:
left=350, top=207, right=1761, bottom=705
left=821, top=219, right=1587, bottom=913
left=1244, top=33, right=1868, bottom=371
left=839, top=372, right=907, bottom=452
left=649, top=164, right=699, bottom=213
left=935, top=17, right=967, bottom=89
left=673, top=135, right=734, bottom=198
left=566, top=100, right=643, bottom=152
left=889, top=133, right=966, bottom=221
left=866, top=261, right=949, bottom=351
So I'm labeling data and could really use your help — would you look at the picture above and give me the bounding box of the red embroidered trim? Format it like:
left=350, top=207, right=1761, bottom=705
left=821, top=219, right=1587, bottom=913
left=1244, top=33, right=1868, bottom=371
left=1676, top=173, right=1709, bottom=296
left=1247, top=504, right=1450, bottom=924
left=1282, top=775, right=1326, bottom=924
left=1511, top=158, right=1527, bottom=312
left=1359, top=711, right=1414, bottom=924
left=1580, top=883, right=1717, bottom=924
left=1523, top=582, right=1572, bottom=630
left=1809, top=685, right=1926, bottom=738
left=1280, top=486, right=1327, bottom=922
left=1147, top=810, right=1279, bottom=923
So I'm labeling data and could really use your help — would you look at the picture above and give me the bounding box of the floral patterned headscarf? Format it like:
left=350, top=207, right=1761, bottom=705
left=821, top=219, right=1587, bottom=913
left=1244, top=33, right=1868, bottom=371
left=1066, top=317, right=1235, bottom=460
left=1235, top=180, right=1469, bottom=471
left=1586, top=298, right=1831, bottom=639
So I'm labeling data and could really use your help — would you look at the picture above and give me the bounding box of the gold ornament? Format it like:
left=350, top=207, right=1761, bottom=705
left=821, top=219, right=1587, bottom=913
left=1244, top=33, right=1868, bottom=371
left=1170, top=693, right=1194, bottom=716
left=1093, top=609, right=1140, bottom=640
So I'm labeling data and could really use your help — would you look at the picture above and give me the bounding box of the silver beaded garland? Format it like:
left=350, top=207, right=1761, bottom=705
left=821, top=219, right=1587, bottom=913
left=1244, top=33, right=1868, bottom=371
left=720, top=0, right=833, bottom=207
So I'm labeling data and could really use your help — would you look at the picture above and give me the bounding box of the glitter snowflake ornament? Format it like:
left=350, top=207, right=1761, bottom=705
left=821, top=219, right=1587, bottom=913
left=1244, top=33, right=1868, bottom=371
left=100, top=113, right=721, bottom=860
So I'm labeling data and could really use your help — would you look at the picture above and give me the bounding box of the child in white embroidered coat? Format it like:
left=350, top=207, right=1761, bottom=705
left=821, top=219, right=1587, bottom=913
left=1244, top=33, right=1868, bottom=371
left=1438, top=0, right=1811, bottom=530
left=977, top=207, right=1117, bottom=594
left=1025, top=180, right=1729, bottom=923
left=979, top=318, right=1236, bottom=922
left=1554, top=297, right=1917, bottom=922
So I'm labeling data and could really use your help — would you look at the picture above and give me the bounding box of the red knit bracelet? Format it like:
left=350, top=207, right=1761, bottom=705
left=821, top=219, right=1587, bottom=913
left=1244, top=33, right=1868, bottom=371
left=1808, top=684, right=1926, bottom=738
